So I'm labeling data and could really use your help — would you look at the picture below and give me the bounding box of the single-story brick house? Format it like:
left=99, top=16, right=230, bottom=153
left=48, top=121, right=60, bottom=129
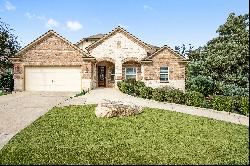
left=10, top=26, right=187, bottom=92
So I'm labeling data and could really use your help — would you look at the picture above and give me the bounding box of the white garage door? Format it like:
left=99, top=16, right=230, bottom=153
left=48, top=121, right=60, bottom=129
left=25, top=67, right=81, bottom=92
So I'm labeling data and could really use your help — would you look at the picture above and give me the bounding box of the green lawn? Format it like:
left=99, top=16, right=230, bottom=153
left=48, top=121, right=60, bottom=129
left=0, top=91, right=4, bottom=96
left=0, top=105, right=248, bottom=165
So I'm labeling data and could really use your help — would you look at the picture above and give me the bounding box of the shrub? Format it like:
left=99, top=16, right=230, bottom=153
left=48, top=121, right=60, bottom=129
left=152, top=88, right=166, bottom=102
left=211, top=95, right=235, bottom=112
left=185, top=91, right=205, bottom=107
left=117, top=79, right=248, bottom=116
left=216, top=82, right=249, bottom=97
left=120, top=81, right=134, bottom=95
left=238, top=97, right=249, bottom=116
left=186, top=75, right=215, bottom=96
left=139, top=86, right=153, bottom=99
left=117, top=81, right=122, bottom=89
left=134, top=81, right=146, bottom=96
left=0, top=73, right=14, bottom=92
left=201, top=99, right=213, bottom=109
left=164, top=87, right=185, bottom=104
left=74, top=90, right=87, bottom=97
left=210, top=95, right=249, bottom=116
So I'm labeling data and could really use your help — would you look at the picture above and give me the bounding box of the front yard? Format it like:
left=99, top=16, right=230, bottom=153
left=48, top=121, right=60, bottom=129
left=0, top=105, right=248, bottom=165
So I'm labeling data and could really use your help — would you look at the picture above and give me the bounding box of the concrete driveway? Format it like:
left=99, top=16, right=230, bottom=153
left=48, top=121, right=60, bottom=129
left=0, top=91, right=74, bottom=149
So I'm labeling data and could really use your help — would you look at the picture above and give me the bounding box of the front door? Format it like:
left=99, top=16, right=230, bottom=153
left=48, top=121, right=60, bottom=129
left=98, top=66, right=106, bottom=87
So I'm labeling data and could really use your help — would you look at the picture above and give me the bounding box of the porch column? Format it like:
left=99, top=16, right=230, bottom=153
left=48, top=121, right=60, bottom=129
left=81, top=61, right=92, bottom=91
left=114, top=61, right=122, bottom=89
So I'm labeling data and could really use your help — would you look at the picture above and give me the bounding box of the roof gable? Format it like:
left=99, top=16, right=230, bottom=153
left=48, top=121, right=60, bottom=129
left=86, top=26, right=153, bottom=51
left=144, top=45, right=187, bottom=61
left=16, top=30, right=89, bottom=57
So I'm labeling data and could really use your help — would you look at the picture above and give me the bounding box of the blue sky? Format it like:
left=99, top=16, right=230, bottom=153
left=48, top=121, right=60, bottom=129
left=0, top=0, right=249, bottom=49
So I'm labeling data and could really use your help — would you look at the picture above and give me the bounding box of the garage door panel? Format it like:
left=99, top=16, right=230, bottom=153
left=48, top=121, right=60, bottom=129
left=25, top=67, right=81, bottom=91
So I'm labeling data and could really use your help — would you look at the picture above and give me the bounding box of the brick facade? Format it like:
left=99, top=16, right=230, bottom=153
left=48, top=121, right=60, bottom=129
left=142, top=48, right=186, bottom=90
left=12, top=27, right=187, bottom=92
left=12, top=31, right=92, bottom=91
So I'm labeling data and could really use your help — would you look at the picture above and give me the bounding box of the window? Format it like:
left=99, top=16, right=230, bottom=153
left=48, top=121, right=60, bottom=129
left=160, top=67, right=169, bottom=82
left=126, top=67, right=136, bottom=79
left=111, top=67, right=115, bottom=81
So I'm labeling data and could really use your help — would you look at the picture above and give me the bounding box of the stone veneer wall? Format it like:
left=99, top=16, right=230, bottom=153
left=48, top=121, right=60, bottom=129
left=13, top=34, right=92, bottom=91
left=142, top=49, right=186, bottom=91
left=89, top=32, right=148, bottom=85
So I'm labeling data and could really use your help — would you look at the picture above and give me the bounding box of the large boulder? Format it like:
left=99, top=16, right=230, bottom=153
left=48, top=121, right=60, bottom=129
left=95, top=100, right=143, bottom=118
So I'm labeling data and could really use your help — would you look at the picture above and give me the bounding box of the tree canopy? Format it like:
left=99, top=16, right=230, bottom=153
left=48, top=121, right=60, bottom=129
left=0, top=18, right=20, bottom=71
left=186, top=13, right=249, bottom=96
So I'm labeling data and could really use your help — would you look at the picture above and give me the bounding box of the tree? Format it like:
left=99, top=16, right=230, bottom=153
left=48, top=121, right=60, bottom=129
left=0, top=18, right=21, bottom=73
left=175, top=44, right=194, bottom=59
left=186, top=13, right=249, bottom=96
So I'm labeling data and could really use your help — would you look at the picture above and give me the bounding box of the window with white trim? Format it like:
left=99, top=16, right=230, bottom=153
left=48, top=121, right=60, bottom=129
left=126, top=67, right=136, bottom=79
left=160, top=67, right=169, bottom=82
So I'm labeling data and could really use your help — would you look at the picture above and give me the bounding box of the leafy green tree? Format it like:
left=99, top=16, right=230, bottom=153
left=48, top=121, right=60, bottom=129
left=175, top=44, right=194, bottom=59
left=0, top=18, right=20, bottom=72
left=186, top=13, right=249, bottom=96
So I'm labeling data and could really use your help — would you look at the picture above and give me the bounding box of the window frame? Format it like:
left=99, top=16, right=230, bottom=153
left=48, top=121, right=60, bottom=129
left=111, top=67, right=115, bottom=82
left=125, top=67, right=137, bottom=80
left=160, top=66, right=169, bottom=82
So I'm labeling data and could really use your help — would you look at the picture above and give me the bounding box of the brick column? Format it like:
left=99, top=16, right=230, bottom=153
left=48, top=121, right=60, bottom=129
left=114, top=62, right=122, bottom=88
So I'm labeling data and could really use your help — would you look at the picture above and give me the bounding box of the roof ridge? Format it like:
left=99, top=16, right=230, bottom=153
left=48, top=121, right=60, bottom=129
left=75, top=33, right=106, bottom=45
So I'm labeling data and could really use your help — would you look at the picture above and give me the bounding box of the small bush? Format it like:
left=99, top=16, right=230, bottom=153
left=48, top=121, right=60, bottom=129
left=117, top=81, right=122, bottom=89
left=164, top=87, right=185, bottom=104
left=134, top=81, right=146, bottom=96
left=201, top=99, right=213, bottom=109
left=238, top=97, right=249, bottom=116
left=185, top=91, right=205, bottom=107
left=152, top=88, right=166, bottom=102
left=139, top=86, right=153, bottom=99
left=0, top=73, right=14, bottom=92
left=211, top=95, right=235, bottom=112
left=74, top=90, right=87, bottom=97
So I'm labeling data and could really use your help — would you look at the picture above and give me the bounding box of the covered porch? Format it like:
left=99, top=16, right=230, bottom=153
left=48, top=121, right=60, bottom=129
left=93, top=58, right=142, bottom=88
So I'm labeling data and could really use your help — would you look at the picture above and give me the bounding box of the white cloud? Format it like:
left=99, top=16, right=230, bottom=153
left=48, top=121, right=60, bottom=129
left=37, top=16, right=46, bottom=21
left=46, top=18, right=59, bottom=28
left=66, top=21, right=82, bottom=31
left=143, top=5, right=153, bottom=10
left=5, top=1, right=16, bottom=11
left=25, top=12, right=46, bottom=20
left=25, top=12, right=35, bottom=19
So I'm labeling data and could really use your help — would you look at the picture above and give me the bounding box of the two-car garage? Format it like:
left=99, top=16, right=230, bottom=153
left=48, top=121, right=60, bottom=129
left=11, top=30, right=92, bottom=92
left=25, top=67, right=82, bottom=92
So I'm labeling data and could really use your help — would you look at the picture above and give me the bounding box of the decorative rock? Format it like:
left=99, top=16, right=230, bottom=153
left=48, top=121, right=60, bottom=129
left=95, top=100, right=143, bottom=118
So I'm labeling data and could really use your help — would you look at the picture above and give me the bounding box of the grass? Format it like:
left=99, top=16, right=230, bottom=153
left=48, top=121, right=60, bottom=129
left=0, top=105, right=248, bottom=165
left=74, top=90, right=88, bottom=97
left=0, top=91, right=5, bottom=96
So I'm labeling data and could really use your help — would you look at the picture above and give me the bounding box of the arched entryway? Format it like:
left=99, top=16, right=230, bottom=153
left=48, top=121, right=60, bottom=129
left=96, top=60, right=115, bottom=88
